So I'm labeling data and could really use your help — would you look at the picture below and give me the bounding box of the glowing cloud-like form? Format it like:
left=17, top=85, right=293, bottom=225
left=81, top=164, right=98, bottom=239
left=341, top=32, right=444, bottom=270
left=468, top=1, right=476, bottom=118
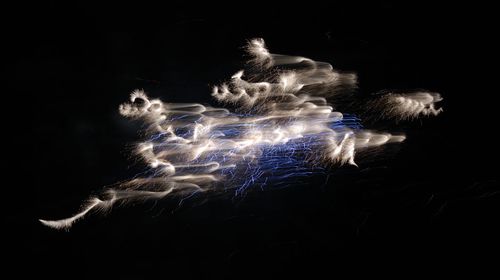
left=39, top=39, right=442, bottom=229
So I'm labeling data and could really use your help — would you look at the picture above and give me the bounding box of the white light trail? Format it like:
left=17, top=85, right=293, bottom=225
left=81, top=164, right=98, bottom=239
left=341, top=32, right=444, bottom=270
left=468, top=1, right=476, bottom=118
left=39, top=38, right=442, bottom=229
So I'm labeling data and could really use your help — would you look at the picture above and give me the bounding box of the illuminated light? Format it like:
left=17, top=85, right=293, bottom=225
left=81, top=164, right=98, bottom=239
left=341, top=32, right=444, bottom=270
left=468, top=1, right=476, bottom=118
left=39, top=38, right=442, bottom=230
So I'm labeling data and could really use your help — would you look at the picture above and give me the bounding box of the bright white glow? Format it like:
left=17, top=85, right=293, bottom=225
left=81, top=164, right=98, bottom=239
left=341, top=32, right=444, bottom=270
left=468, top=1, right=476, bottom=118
left=369, top=92, right=443, bottom=120
left=39, top=38, right=442, bottom=230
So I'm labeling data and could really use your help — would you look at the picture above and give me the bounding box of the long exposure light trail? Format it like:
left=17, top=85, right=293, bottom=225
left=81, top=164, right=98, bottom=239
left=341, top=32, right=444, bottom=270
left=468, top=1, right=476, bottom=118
left=40, top=39, right=442, bottom=229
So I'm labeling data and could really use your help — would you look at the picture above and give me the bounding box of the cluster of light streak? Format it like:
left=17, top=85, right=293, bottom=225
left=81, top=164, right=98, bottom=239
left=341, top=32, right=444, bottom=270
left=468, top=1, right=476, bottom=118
left=40, top=39, right=442, bottom=229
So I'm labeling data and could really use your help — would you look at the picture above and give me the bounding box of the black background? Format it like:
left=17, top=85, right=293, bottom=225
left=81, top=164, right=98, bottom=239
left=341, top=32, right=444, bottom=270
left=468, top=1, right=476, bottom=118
left=7, top=1, right=499, bottom=278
